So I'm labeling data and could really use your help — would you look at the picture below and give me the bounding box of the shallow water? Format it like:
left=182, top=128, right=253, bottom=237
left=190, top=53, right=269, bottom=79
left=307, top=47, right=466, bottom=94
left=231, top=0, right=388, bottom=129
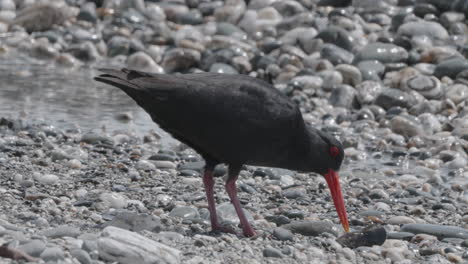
left=0, top=53, right=178, bottom=146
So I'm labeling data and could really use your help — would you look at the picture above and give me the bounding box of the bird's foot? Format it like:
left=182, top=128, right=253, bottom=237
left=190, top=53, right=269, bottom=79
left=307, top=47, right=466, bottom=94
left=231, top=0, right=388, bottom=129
left=242, top=227, right=257, bottom=238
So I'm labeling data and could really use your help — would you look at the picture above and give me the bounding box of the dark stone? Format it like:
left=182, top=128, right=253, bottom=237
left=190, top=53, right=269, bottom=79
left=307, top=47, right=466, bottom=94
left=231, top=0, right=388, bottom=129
left=337, top=225, right=387, bottom=248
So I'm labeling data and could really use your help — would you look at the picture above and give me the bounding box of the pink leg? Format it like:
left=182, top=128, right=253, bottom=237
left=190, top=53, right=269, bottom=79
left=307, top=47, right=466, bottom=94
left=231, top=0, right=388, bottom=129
left=202, top=165, right=235, bottom=234
left=225, top=166, right=256, bottom=237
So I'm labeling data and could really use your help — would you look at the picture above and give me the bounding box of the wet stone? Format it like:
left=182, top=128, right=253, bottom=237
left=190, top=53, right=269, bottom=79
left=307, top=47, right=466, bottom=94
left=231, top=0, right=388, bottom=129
left=375, top=89, right=413, bottom=110
left=354, top=42, right=408, bottom=64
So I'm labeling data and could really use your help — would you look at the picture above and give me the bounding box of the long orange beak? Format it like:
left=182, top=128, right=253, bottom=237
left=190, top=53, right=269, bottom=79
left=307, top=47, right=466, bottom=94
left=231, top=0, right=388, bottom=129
left=324, top=168, right=350, bottom=232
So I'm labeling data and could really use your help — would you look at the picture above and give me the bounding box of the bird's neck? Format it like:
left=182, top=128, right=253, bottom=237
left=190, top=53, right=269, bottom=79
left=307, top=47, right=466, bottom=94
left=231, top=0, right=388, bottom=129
left=277, top=121, right=312, bottom=171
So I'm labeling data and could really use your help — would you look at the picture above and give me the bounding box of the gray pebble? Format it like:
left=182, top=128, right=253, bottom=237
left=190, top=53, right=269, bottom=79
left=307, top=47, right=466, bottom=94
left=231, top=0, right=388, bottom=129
left=273, top=227, right=294, bottom=241
left=40, top=247, right=65, bottom=262
left=263, top=246, right=283, bottom=258
left=401, top=224, right=468, bottom=239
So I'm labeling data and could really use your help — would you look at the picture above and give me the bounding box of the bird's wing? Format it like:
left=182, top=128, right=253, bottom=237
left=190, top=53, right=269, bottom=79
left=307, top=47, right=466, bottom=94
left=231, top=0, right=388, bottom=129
left=95, top=69, right=303, bottom=164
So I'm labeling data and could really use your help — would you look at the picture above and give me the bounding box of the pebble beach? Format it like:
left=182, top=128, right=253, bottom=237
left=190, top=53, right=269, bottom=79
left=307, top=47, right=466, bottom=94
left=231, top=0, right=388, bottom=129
left=1, top=0, right=468, bottom=263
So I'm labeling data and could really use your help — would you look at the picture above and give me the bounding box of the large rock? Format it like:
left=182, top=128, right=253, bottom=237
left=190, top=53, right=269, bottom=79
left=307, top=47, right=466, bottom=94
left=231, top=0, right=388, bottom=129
left=98, top=226, right=180, bottom=264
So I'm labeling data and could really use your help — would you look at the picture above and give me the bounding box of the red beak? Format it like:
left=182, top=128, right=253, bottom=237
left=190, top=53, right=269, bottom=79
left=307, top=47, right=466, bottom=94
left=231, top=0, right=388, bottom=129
left=324, top=168, right=350, bottom=232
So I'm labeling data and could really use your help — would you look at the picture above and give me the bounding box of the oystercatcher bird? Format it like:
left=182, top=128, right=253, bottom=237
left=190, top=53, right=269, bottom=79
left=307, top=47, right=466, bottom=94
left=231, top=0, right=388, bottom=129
left=95, top=69, right=349, bottom=237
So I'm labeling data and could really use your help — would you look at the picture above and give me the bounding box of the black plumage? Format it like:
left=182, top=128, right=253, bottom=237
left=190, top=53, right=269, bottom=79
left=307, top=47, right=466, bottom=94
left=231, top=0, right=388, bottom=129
left=95, top=68, right=349, bottom=237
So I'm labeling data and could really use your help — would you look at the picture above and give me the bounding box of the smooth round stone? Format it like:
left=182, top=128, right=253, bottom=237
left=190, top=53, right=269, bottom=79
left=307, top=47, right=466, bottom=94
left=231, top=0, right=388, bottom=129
left=357, top=60, right=385, bottom=81
left=214, top=0, right=246, bottom=24
left=106, top=36, right=131, bottom=57
left=397, top=21, right=449, bottom=40
left=369, top=189, right=389, bottom=199
left=18, top=240, right=46, bottom=257
left=175, top=9, right=203, bottom=25
left=440, top=12, right=465, bottom=28
left=282, top=187, right=306, bottom=199
left=162, top=48, right=201, bottom=73
left=391, top=115, right=424, bottom=138
left=70, top=248, right=92, bottom=264
left=265, top=215, right=291, bottom=226
left=401, top=224, right=468, bottom=239
left=12, top=3, right=72, bottom=33
left=356, top=108, right=375, bottom=120
left=40, top=247, right=65, bottom=262
left=321, top=44, right=354, bottom=65
left=272, top=0, right=305, bottom=16
left=446, top=157, right=467, bottom=170
left=127, top=51, right=163, bottom=73
left=209, top=63, right=238, bottom=74
left=329, top=84, right=356, bottom=108
left=434, top=58, right=468, bottom=79
left=178, top=161, right=205, bottom=172
left=169, top=206, right=199, bottom=220
left=144, top=3, right=166, bottom=21
left=135, top=160, right=156, bottom=171
left=401, top=75, right=442, bottom=99
left=273, top=227, right=294, bottom=241
left=413, top=3, right=439, bottom=17
left=335, top=64, right=362, bottom=86
left=318, top=70, right=343, bottom=91
left=289, top=75, right=323, bottom=91
left=153, top=160, right=176, bottom=169
left=446, top=84, right=468, bottom=104
left=355, top=81, right=383, bottom=105
left=77, top=2, right=97, bottom=23
left=263, top=246, right=283, bottom=258
left=387, top=216, right=416, bottom=225
left=375, top=89, right=413, bottom=110
left=216, top=22, right=245, bottom=36
left=248, top=0, right=275, bottom=9
left=199, top=1, right=223, bottom=16
left=68, top=41, right=100, bottom=62
left=316, top=26, right=354, bottom=51
left=354, top=43, right=408, bottom=64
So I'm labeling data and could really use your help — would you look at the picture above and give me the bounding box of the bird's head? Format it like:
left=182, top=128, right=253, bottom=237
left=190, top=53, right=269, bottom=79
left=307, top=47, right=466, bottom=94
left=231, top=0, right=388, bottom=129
left=304, top=127, right=349, bottom=232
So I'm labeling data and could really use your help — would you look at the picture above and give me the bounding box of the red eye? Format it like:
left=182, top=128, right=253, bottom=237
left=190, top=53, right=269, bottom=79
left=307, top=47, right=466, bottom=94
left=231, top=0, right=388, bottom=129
left=329, top=146, right=340, bottom=157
